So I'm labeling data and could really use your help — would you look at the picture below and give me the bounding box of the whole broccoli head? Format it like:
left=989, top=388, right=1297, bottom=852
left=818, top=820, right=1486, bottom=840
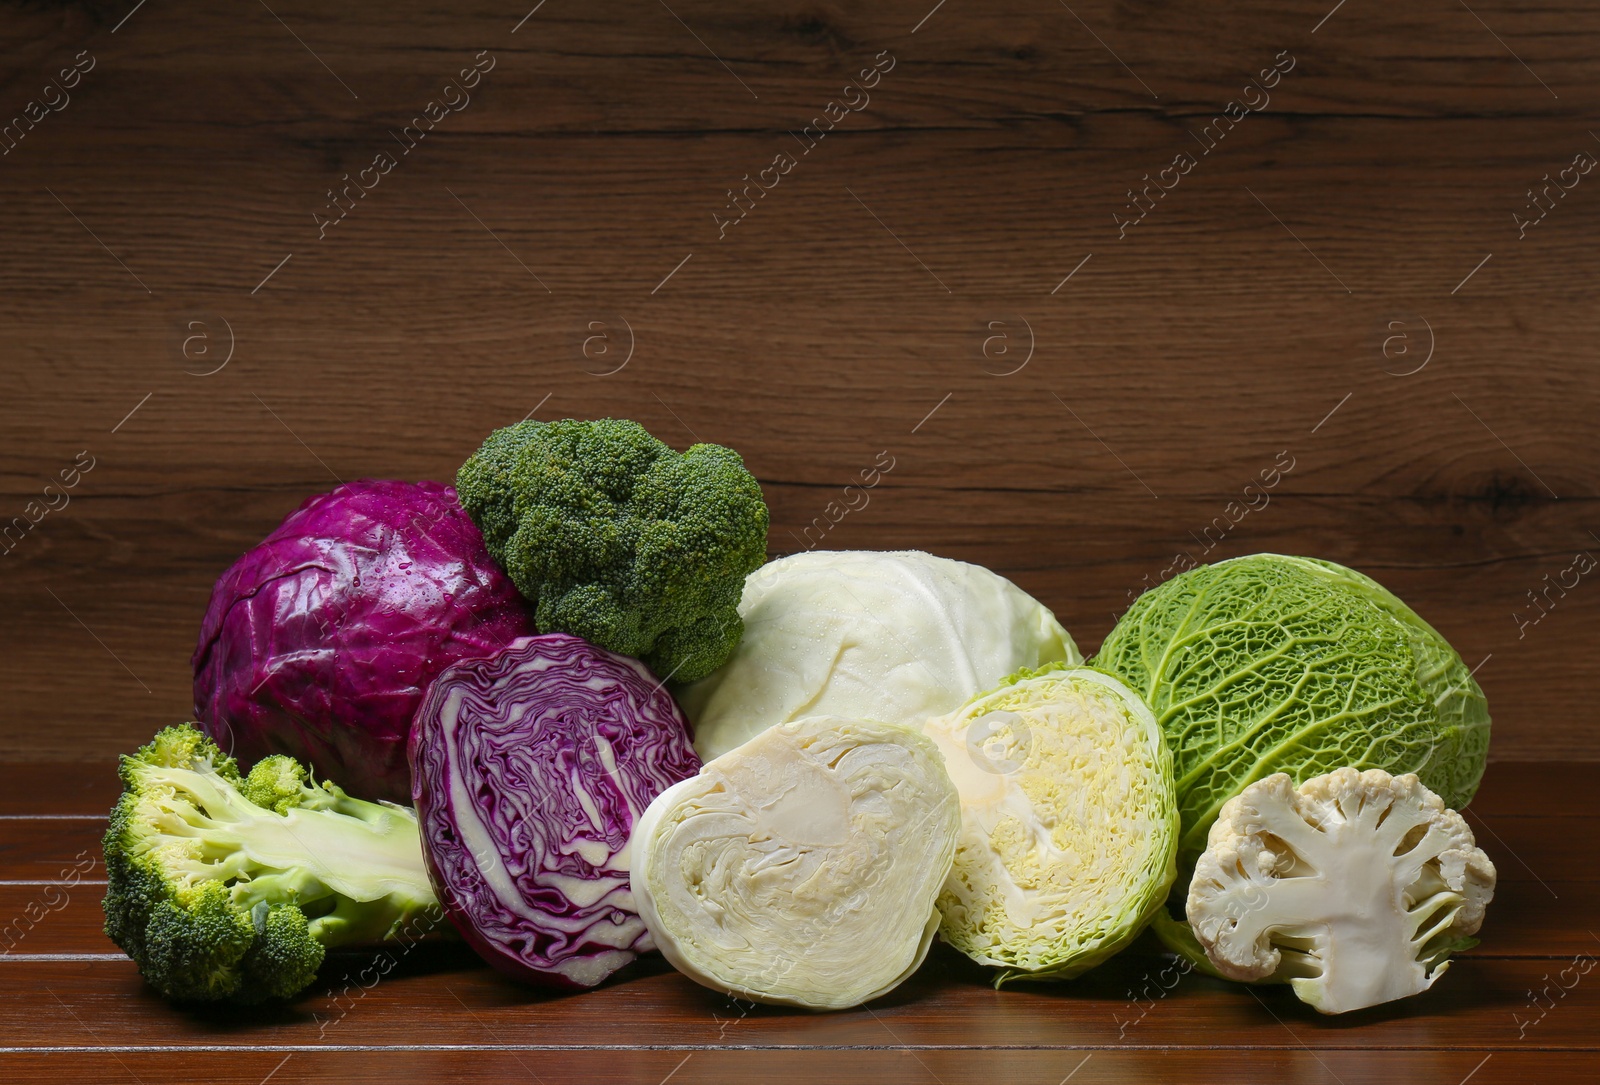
left=103, top=724, right=441, bottom=1004
left=456, top=418, right=769, bottom=683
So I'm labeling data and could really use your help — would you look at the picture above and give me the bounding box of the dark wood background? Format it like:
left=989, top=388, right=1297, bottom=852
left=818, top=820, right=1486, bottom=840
left=2, top=0, right=1597, bottom=764
left=1, top=1, right=1597, bottom=1081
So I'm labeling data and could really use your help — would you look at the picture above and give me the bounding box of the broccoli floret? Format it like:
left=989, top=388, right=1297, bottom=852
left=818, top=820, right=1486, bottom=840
left=102, top=724, right=441, bottom=1004
left=456, top=418, right=770, bottom=682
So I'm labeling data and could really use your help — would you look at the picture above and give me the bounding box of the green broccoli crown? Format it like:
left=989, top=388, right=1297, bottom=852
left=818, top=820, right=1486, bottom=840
left=102, top=724, right=440, bottom=1004
left=456, top=417, right=770, bottom=682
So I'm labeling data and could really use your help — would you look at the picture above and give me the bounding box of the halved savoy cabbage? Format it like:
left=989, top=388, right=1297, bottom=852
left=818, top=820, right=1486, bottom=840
left=920, top=666, right=1178, bottom=982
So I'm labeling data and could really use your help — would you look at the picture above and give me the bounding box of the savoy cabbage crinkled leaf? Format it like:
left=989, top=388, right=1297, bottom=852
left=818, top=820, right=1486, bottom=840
left=1092, top=554, right=1490, bottom=867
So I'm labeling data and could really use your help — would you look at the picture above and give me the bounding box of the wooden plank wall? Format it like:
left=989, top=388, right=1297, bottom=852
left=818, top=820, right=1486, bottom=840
left=0, top=0, right=1595, bottom=760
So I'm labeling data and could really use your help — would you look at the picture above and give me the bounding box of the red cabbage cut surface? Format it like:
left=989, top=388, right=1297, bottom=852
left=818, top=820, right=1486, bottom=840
left=409, top=633, right=701, bottom=988
left=192, top=480, right=536, bottom=804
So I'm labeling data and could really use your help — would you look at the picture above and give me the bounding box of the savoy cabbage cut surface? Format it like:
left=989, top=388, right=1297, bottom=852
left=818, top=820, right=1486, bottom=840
left=921, top=666, right=1176, bottom=984
left=1092, top=554, right=1490, bottom=867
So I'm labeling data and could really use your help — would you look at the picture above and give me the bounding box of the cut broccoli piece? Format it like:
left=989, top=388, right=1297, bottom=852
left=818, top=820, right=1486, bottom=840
left=456, top=418, right=769, bottom=682
left=102, top=724, right=441, bottom=1004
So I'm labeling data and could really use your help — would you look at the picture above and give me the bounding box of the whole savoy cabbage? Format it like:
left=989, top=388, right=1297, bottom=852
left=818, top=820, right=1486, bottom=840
left=1093, top=553, right=1491, bottom=868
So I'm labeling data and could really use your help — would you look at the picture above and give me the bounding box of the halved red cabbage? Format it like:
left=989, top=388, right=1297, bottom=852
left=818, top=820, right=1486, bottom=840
left=409, top=633, right=701, bottom=988
left=193, top=480, right=536, bottom=804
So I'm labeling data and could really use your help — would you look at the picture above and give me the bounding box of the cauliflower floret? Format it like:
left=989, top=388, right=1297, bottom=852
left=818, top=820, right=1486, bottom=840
left=1186, top=768, right=1496, bottom=1014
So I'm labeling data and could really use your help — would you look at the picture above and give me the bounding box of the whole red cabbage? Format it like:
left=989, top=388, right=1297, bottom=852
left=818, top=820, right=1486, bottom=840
left=409, top=633, right=701, bottom=989
left=192, top=480, right=536, bottom=803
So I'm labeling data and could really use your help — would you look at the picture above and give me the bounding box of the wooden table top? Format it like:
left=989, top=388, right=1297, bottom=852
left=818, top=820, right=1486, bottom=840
left=1, top=760, right=1595, bottom=1084
left=3, top=0, right=1598, bottom=1080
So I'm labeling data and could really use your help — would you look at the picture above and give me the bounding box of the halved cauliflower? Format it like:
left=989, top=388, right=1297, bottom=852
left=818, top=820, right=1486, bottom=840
left=1187, top=768, right=1496, bottom=1014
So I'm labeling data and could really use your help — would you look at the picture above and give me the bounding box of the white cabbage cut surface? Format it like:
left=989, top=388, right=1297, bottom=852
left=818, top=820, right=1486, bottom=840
left=920, top=667, right=1178, bottom=981
left=630, top=715, right=962, bottom=1010
left=680, top=550, right=1079, bottom=761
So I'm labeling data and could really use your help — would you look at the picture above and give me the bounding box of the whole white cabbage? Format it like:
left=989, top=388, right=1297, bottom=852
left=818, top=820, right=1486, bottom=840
left=678, top=550, right=1079, bottom=760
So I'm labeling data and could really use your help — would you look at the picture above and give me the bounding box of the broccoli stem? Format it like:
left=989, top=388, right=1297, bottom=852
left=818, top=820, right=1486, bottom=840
left=136, top=764, right=435, bottom=920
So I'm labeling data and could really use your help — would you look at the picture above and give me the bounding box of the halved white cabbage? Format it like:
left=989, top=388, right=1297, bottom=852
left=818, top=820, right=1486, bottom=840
left=630, top=715, right=961, bottom=1010
left=920, top=667, right=1177, bottom=981
left=680, top=550, right=1079, bottom=761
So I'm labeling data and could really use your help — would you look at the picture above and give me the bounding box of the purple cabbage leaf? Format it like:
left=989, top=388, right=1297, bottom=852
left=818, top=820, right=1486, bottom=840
left=409, top=633, right=701, bottom=988
left=193, top=480, right=537, bottom=803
